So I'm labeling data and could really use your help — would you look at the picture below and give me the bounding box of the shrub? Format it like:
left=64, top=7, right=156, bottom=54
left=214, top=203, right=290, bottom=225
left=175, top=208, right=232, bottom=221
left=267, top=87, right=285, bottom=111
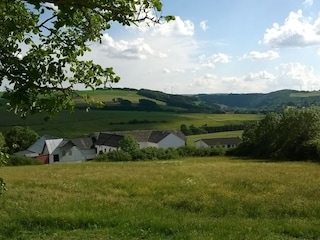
left=165, top=147, right=179, bottom=159
left=210, top=145, right=226, bottom=156
left=7, top=155, right=43, bottom=166
left=106, top=150, right=132, bottom=162
left=140, top=147, right=159, bottom=160
left=94, top=154, right=108, bottom=162
left=176, top=145, right=197, bottom=157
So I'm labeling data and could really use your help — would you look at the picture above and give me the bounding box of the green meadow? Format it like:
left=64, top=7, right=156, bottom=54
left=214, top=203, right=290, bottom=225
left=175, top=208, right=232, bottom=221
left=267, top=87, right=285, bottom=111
left=1, top=157, right=320, bottom=239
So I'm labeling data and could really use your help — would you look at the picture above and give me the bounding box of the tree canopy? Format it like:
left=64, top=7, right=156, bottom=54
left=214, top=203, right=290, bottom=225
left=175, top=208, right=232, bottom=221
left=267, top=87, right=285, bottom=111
left=5, top=126, right=39, bottom=154
left=235, top=108, right=320, bottom=161
left=0, top=0, right=173, bottom=117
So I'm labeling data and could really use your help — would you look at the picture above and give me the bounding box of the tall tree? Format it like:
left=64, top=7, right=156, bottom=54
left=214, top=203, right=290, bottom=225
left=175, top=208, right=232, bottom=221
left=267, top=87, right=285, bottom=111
left=0, top=0, right=174, bottom=117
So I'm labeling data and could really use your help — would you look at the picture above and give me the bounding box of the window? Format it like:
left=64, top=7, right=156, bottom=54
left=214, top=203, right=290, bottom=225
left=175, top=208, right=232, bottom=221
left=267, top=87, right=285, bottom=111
left=53, top=154, right=59, bottom=162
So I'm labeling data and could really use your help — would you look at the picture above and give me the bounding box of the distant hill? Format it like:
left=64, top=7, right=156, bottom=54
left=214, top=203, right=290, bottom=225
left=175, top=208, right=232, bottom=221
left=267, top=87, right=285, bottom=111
left=3, top=88, right=320, bottom=114
left=74, top=88, right=320, bottom=113
left=196, top=89, right=320, bottom=112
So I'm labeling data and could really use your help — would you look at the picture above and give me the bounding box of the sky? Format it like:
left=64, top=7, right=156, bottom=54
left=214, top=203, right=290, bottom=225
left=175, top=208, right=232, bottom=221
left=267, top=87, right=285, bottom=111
left=82, top=0, right=320, bottom=94
left=4, top=0, right=320, bottom=95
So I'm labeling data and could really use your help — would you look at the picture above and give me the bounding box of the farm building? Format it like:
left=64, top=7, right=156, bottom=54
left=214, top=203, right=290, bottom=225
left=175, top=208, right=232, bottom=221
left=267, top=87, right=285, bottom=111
left=94, top=133, right=124, bottom=154
left=16, top=135, right=96, bottom=164
left=95, top=130, right=186, bottom=151
left=195, top=137, right=241, bottom=149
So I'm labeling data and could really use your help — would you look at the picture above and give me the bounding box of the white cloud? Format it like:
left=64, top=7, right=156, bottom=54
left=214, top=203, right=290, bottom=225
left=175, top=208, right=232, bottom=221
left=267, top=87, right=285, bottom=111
left=199, top=53, right=232, bottom=68
left=303, top=0, right=313, bottom=6
left=98, top=34, right=167, bottom=59
left=262, top=10, right=320, bottom=47
left=136, top=16, right=194, bottom=37
left=189, top=73, right=273, bottom=94
left=200, top=21, right=208, bottom=31
left=243, top=50, right=280, bottom=60
left=244, top=71, right=276, bottom=82
left=163, top=68, right=171, bottom=73
left=276, top=62, right=319, bottom=90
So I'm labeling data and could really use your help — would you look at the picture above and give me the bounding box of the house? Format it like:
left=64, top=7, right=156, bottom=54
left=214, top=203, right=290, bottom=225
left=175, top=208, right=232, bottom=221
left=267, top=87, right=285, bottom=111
left=70, top=137, right=96, bottom=160
left=94, top=133, right=124, bottom=154
left=15, top=135, right=97, bottom=164
left=95, top=130, right=186, bottom=151
left=14, top=135, right=58, bottom=163
left=43, top=139, right=87, bottom=164
left=195, top=137, right=241, bottom=149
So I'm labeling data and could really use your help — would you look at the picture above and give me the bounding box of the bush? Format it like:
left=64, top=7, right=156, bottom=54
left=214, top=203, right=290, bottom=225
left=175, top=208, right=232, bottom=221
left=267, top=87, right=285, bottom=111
left=106, top=150, right=132, bottom=162
left=94, top=154, right=108, bottom=162
left=7, top=155, right=43, bottom=166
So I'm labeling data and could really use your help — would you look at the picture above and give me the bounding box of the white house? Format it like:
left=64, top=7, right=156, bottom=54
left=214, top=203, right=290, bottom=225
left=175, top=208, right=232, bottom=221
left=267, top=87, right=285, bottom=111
left=43, top=139, right=87, bottom=164
left=195, top=137, right=241, bottom=149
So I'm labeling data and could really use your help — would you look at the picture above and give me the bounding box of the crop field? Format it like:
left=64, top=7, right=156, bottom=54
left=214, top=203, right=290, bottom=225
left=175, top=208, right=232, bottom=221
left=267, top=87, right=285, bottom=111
left=0, top=106, right=262, bottom=137
left=1, top=157, right=320, bottom=239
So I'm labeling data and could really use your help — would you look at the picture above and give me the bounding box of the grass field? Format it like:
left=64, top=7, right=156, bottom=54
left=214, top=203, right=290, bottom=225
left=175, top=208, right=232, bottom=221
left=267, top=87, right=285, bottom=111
left=1, top=157, right=320, bottom=239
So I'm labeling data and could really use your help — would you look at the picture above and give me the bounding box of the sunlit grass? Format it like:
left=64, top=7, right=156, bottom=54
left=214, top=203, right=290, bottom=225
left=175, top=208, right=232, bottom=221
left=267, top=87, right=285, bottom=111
left=1, top=157, right=320, bottom=239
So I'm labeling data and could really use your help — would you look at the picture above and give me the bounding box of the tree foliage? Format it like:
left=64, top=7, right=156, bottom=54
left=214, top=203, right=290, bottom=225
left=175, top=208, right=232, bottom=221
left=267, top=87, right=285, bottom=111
left=5, top=126, right=39, bottom=154
left=0, top=0, right=173, bottom=117
left=235, top=108, right=320, bottom=160
left=0, top=132, right=7, bottom=195
left=119, top=135, right=140, bottom=156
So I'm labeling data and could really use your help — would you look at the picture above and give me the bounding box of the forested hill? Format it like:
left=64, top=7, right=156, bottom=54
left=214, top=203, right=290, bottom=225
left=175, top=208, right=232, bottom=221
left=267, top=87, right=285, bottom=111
left=196, top=89, right=320, bottom=111
left=138, top=89, right=320, bottom=112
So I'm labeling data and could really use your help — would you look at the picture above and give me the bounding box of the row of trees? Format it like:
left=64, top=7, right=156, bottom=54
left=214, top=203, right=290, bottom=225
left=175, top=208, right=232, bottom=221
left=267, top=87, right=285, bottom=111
left=234, top=108, right=320, bottom=160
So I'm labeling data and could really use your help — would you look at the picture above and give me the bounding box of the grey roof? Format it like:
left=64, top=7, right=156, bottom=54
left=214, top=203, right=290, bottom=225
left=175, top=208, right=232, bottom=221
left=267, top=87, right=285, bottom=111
left=95, top=133, right=124, bottom=147
left=197, top=137, right=242, bottom=146
left=104, top=130, right=186, bottom=143
left=27, top=135, right=58, bottom=154
left=70, top=138, right=94, bottom=150
left=58, top=140, right=73, bottom=148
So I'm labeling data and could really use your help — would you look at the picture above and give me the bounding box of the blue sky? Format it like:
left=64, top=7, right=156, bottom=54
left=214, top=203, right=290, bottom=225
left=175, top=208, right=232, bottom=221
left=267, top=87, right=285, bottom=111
left=4, top=0, right=320, bottom=94
left=84, top=0, right=320, bottom=94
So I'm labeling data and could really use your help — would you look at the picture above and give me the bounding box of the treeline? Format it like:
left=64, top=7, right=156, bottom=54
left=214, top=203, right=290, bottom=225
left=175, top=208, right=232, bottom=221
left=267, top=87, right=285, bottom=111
left=180, top=123, right=247, bottom=136
left=232, top=108, right=320, bottom=161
